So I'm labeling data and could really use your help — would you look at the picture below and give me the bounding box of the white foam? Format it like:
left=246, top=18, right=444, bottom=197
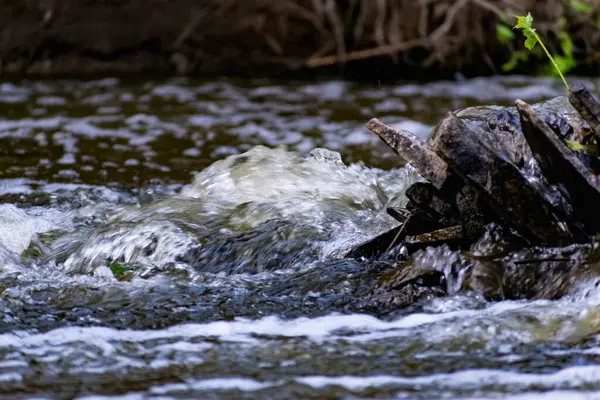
left=77, top=395, right=143, bottom=400
left=296, top=366, right=600, bottom=391
left=0, top=204, right=65, bottom=254
left=191, top=378, right=275, bottom=391
left=497, top=392, right=600, bottom=400
left=0, top=309, right=520, bottom=350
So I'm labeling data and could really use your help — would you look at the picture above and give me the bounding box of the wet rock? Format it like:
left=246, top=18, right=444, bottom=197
left=430, top=112, right=575, bottom=246
left=545, top=112, right=573, bottom=139
left=352, top=92, right=600, bottom=311
left=460, top=259, right=505, bottom=302
left=405, top=182, right=459, bottom=227
left=346, top=213, right=440, bottom=260
left=454, top=183, right=487, bottom=243
left=516, top=99, right=600, bottom=237
left=455, top=105, right=531, bottom=168
left=355, top=260, right=447, bottom=313
left=485, top=108, right=531, bottom=167
left=488, top=108, right=521, bottom=137
left=366, top=118, right=448, bottom=187
left=568, top=81, right=600, bottom=141
left=500, top=243, right=596, bottom=300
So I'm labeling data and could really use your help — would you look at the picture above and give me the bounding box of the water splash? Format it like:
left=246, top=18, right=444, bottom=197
left=0, top=76, right=599, bottom=399
left=50, top=146, right=420, bottom=276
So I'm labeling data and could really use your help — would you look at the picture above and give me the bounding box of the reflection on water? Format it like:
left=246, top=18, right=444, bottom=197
left=1, top=75, right=600, bottom=399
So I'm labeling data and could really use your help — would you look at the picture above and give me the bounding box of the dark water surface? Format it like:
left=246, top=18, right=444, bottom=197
left=1, top=76, right=600, bottom=399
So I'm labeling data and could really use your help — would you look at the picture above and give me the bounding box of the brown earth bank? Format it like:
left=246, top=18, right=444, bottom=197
left=2, top=0, right=600, bottom=81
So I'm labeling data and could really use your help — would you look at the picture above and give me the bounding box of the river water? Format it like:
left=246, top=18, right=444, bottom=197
left=1, top=76, right=600, bottom=399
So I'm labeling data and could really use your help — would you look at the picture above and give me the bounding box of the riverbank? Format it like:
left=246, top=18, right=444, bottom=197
left=1, top=0, right=599, bottom=81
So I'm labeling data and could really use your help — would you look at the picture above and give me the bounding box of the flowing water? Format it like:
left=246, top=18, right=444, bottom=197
left=1, top=75, right=600, bottom=399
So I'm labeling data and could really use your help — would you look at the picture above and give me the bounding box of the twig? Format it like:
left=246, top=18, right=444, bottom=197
left=284, top=0, right=329, bottom=36
left=324, top=0, right=346, bottom=65
left=174, top=10, right=207, bottom=48
left=309, top=40, right=336, bottom=60
left=374, top=0, right=387, bottom=47
left=385, top=215, right=410, bottom=254
left=471, top=0, right=508, bottom=18
left=305, top=38, right=425, bottom=67
left=429, top=0, right=469, bottom=43
left=353, top=0, right=369, bottom=42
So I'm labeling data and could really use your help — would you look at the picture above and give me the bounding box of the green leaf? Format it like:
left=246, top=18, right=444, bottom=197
left=109, top=262, right=136, bottom=281
left=558, top=31, right=574, bottom=57
left=513, top=13, right=538, bottom=50
left=496, top=23, right=515, bottom=44
left=514, top=13, right=534, bottom=30
left=566, top=139, right=584, bottom=152
left=512, top=12, right=570, bottom=90
left=501, top=57, right=519, bottom=72
left=554, top=55, right=577, bottom=74
left=573, top=1, right=593, bottom=14
left=524, top=33, right=539, bottom=50
left=501, top=51, right=528, bottom=72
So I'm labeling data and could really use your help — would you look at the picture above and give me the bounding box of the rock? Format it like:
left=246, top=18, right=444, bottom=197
left=346, top=213, right=441, bottom=260
left=500, top=243, right=595, bottom=300
left=516, top=99, right=600, bottom=237
left=454, top=183, right=487, bottom=243
left=355, top=260, right=447, bottom=313
left=544, top=111, right=573, bottom=139
left=456, top=105, right=531, bottom=168
left=568, top=81, right=600, bottom=141
left=366, top=118, right=448, bottom=187
left=430, top=111, right=576, bottom=246
left=349, top=93, right=600, bottom=312
left=454, top=257, right=506, bottom=302
left=404, top=182, right=459, bottom=227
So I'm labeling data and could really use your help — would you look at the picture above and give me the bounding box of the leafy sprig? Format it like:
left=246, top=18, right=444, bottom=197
left=513, top=13, right=570, bottom=90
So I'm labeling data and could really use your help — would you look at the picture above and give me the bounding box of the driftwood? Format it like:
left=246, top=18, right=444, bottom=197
left=386, top=207, right=410, bottom=223
left=404, top=225, right=463, bottom=248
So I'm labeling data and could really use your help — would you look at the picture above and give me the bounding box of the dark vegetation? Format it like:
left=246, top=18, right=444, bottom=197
left=1, top=0, right=600, bottom=80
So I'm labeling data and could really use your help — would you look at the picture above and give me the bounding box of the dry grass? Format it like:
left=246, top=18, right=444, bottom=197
left=2, top=0, right=600, bottom=77
left=176, top=0, right=600, bottom=75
